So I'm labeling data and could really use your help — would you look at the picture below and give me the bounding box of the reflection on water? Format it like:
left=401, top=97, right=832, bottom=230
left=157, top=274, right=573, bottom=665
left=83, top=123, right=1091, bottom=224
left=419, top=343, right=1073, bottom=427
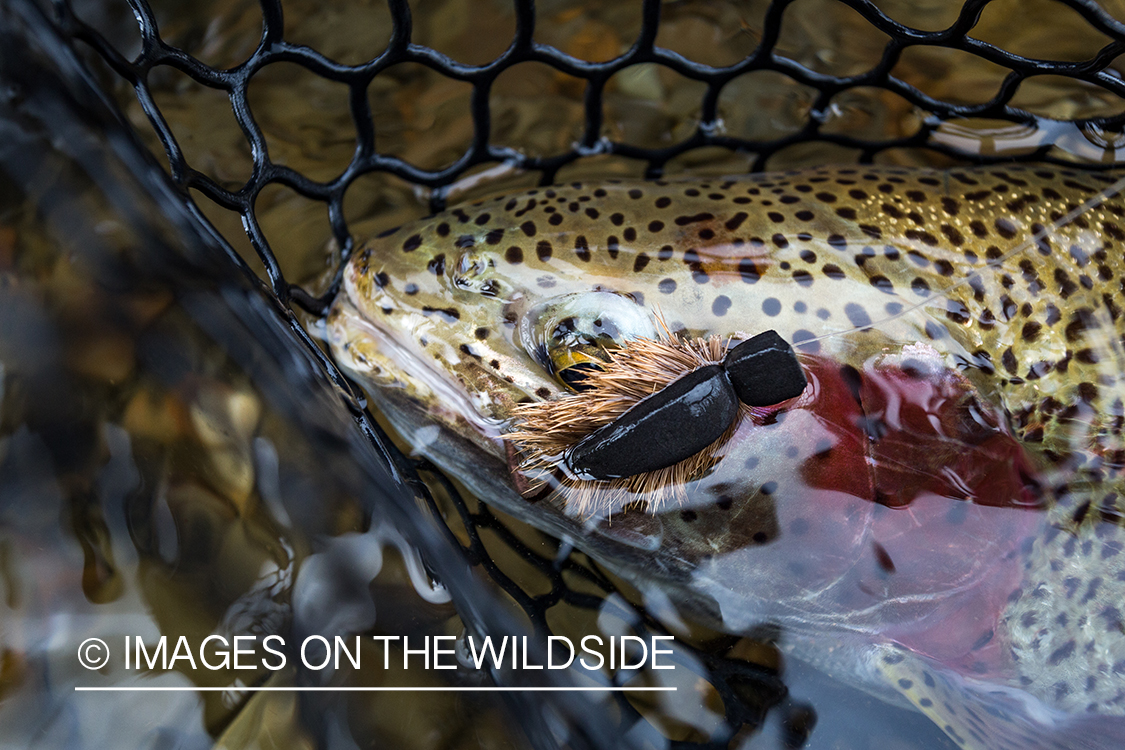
left=5, top=1, right=1125, bottom=749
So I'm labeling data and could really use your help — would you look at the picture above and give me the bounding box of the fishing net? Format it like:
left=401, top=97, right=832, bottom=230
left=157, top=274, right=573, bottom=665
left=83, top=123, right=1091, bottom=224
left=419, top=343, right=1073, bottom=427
left=6, top=0, right=1125, bottom=748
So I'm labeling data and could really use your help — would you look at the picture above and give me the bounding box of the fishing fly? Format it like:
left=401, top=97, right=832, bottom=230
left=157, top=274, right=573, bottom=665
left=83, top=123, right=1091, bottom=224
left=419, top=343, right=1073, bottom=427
left=564, top=330, right=806, bottom=481
left=506, top=328, right=808, bottom=515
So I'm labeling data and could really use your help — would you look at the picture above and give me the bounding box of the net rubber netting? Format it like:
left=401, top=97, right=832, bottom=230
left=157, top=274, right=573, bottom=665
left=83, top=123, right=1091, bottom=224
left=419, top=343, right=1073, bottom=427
left=10, top=0, right=1125, bottom=748
left=60, top=0, right=1125, bottom=310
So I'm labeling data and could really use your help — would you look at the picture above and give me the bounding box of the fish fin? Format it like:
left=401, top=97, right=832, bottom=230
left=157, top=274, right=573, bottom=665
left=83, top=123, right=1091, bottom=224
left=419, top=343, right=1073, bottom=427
left=871, top=644, right=1125, bottom=750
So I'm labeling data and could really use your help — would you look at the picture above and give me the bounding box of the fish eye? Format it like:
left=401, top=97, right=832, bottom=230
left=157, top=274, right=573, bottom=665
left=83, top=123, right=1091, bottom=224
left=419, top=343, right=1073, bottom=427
left=550, top=348, right=606, bottom=392
left=521, top=292, right=655, bottom=392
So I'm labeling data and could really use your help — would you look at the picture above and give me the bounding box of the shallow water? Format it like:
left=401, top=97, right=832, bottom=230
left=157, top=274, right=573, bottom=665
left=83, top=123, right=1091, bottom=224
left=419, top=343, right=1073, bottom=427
left=4, top=1, right=1125, bottom=749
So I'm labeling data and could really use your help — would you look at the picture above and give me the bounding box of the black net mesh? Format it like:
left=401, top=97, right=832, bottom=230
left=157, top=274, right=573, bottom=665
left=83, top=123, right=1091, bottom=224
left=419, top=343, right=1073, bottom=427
left=58, top=0, right=1125, bottom=312
left=13, top=0, right=1125, bottom=747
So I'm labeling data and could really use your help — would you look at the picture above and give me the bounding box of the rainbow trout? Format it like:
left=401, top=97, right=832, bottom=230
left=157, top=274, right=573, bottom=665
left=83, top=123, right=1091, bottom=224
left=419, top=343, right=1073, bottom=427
left=326, top=165, right=1125, bottom=749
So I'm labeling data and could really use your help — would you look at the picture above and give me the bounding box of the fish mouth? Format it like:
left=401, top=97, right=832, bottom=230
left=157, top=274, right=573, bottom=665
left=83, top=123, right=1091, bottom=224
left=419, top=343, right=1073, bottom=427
left=327, top=296, right=507, bottom=447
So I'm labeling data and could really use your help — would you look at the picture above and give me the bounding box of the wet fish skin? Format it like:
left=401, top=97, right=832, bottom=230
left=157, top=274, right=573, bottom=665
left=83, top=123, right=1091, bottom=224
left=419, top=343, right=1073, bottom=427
left=327, top=165, right=1125, bottom=748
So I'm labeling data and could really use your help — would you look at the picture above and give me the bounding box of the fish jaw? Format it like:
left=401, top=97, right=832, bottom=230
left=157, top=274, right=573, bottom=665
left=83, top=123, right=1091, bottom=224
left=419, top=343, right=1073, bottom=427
left=328, top=241, right=568, bottom=447
left=327, top=295, right=505, bottom=449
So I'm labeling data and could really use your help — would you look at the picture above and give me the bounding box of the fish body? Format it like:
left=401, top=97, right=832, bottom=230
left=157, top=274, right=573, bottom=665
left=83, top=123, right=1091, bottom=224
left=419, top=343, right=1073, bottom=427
left=326, top=165, right=1125, bottom=748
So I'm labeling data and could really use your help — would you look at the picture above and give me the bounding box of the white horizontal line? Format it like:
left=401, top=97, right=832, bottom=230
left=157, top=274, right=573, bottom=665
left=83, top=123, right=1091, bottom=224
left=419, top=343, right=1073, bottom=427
left=75, top=686, right=676, bottom=692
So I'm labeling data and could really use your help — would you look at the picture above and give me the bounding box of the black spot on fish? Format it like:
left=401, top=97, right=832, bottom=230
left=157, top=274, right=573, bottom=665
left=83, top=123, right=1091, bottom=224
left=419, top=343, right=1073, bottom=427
left=971, top=630, right=994, bottom=651
left=1001, top=347, right=1018, bottom=374
left=870, top=275, right=894, bottom=293
left=674, top=212, right=714, bottom=226
left=725, top=212, right=748, bottom=230
left=574, top=236, right=591, bottom=262
left=821, top=264, right=845, bottom=279
left=1048, top=640, right=1076, bottom=666
left=739, top=259, right=761, bottom=283
left=844, top=302, right=872, bottom=328
left=995, top=218, right=1018, bottom=239
left=422, top=306, right=461, bottom=322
